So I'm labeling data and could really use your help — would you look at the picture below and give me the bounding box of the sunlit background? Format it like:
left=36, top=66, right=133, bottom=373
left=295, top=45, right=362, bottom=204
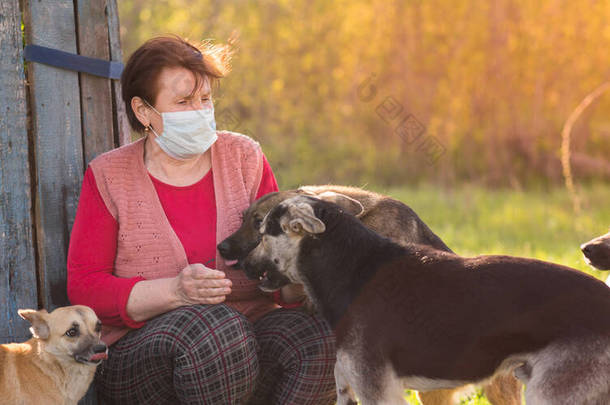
left=118, top=1, right=610, bottom=289
left=119, top=0, right=610, bottom=188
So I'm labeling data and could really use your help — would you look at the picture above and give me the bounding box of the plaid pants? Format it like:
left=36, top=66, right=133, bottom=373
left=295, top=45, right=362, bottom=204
left=95, top=305, right=336, bottom=405
left=249, top=308, right=337, bottom=405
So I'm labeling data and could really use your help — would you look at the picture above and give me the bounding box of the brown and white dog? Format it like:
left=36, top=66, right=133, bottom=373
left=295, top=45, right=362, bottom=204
left=219, top=186, right=452, bottom=290
left=581, top=230, right=610, bottom=287
left=245, top=195, right=610, bottom=405
left=219, top=185, right=521, bottom=405
left=0, top=305, right=107, bottom=405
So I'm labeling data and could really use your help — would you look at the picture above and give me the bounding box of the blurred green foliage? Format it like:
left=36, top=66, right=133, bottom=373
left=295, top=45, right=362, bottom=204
left=404, top=386, right=494, bottom=404
left=119, top=0, right=610, bottom=189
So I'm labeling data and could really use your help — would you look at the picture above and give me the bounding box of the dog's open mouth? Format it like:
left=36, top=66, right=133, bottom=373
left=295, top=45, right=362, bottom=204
left=259, top=270, right=276, bottom=291
left=225, top=259, right=239, bottom=267
left=88, top=352, right=108, bottom=363
left=258, top=269, right=291, bottom=292
left=75, top=353, right=108, bottom=364
left=242, top=258, right=291, bottom=291
left=75, top=349, right=108, bottom=364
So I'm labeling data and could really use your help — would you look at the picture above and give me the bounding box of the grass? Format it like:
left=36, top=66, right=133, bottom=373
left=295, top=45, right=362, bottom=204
left=381, top=182, right=610, bottom=281
left=402, top=388, right=493, bottom=405
left=360, top=183, right=610, bottom=404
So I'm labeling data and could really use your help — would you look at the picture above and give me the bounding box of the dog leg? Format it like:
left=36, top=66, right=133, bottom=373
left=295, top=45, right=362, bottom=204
left=335, top=362, right=358, bottom=405
left=364, top=382, right=408, bottom=405
left=483, top=374, right=522, bottom=405
left=356, top=384, right=407, bottom=405
left=361, top=363, right=408, bottom=405
left=524, top=337, right=610, bottom=405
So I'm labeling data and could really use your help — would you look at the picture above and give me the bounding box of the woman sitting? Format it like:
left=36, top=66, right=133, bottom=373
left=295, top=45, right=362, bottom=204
left=67, top=35, right=336, bottom=405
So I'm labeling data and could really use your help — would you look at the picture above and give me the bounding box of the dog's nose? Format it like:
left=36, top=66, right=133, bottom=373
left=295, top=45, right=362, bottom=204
left=217, top=240, right=231, bottom=257
left=581, top=244, right=592, bottom=255
left=93, top=344, right=107, bottom=354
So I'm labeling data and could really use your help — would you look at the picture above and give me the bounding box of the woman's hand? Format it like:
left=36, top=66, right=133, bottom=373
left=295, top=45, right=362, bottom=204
left=126, top=264, right=232, bottom=322
left=172, top=263, right=232, bottom=306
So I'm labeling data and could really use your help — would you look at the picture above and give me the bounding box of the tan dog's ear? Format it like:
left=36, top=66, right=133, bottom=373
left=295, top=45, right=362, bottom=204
left=283, top=202, right=326, bottom=234
left=18, top=309, right=50, bottom=339
left=314, top=192, right=365, bottom=218
left=296, top=186, right=317, bottom=196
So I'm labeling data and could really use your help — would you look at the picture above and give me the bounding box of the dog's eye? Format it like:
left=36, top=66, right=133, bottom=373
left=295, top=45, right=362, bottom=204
left=65, top=328, right=79, bottom=338
left=254, top=218, right=262, bottom=229
left=95, top=322, right=102, bottom=333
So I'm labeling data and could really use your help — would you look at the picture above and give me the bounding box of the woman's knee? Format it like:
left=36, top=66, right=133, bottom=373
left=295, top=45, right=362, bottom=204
left=169, top=305, right=259, bottom=402
left=257, top=309, right=336, bottom=365
left=98, top=304, right=259, bottom=403
left=296, top=312, right=336, bottom=364
left=253, top=309, right=337, bottom=404
left=167, top=304, right=258, bottom=359
left=113, top=304, right=257, bottom=363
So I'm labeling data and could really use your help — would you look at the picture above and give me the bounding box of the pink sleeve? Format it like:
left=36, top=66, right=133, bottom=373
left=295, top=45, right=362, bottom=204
left=255, top=154, right=279, bottom=200
left=67, top=167, right=145, bottom=329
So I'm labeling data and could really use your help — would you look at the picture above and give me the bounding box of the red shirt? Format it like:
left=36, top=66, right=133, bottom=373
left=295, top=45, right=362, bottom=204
left=67, top=155, right=280, bottom=328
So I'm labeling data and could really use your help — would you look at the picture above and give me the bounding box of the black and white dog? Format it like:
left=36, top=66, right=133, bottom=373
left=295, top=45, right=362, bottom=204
left=581, top=230, right=610, bottom=287
left=245, top=195, right=610, bottom=405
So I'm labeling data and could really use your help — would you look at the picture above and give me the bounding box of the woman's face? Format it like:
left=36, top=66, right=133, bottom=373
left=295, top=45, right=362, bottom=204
left=147, top=66, right=213, bottom=135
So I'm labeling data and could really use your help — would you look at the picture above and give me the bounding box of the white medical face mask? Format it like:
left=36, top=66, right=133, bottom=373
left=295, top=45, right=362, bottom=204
left=145, top=100, right=217, bottom=160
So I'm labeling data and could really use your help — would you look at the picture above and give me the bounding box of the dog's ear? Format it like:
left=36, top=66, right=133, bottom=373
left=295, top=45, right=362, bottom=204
left=296, top=186, right=317, bottom=196
left=283, top=202, right=326, bottom=234
left=314, top=192, right=365, bottom=218
left=18, top=309, right=50, bottom=339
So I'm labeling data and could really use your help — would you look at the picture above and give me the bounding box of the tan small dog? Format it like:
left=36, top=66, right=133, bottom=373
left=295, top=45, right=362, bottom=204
left=0, top=305, right=107, bottom=405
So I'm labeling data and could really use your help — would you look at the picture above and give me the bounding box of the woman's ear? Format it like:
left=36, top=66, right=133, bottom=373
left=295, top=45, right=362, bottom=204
left=131, top=96, right=152, bottom=129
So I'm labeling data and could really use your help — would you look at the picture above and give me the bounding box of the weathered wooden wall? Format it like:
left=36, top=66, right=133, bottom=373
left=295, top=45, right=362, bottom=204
left=107, top=0, right=131, bottom=147
left=77, top=0, right=116, bottom=165
left=0, top=0, right=39, bottom=344
left=24, top=0, right=86, bottom=312
left=2, top=1, right=126, bottom=402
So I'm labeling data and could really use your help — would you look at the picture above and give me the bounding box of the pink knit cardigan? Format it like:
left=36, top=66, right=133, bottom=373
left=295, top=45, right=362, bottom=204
left=89, top=131, right=277, bottom=345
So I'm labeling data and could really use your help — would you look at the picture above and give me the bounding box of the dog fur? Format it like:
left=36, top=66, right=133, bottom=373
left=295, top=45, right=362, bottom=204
left=581, top=230, right=610, bottom=288
left=0, top=305, right=107, bottom=405
left=247, top=195, right=610, bottom=405
left=582, top=230, right=610, bottom=266
left=219, top=185, right=521, bottom=405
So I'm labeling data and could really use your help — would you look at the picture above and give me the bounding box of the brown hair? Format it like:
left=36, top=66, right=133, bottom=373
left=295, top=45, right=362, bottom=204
left=121, top=35, right=232, bottom=133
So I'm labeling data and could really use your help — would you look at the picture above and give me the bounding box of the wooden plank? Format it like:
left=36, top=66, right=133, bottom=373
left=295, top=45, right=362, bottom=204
left=23, top=0, right=84, bottom=311
left=0, top=0, right=39, bottom=343
left=75, top=3, right=120, bottom=404
left=106, top=0, right=131, bottom=146
left=76, top=0, right=116, bottom=165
